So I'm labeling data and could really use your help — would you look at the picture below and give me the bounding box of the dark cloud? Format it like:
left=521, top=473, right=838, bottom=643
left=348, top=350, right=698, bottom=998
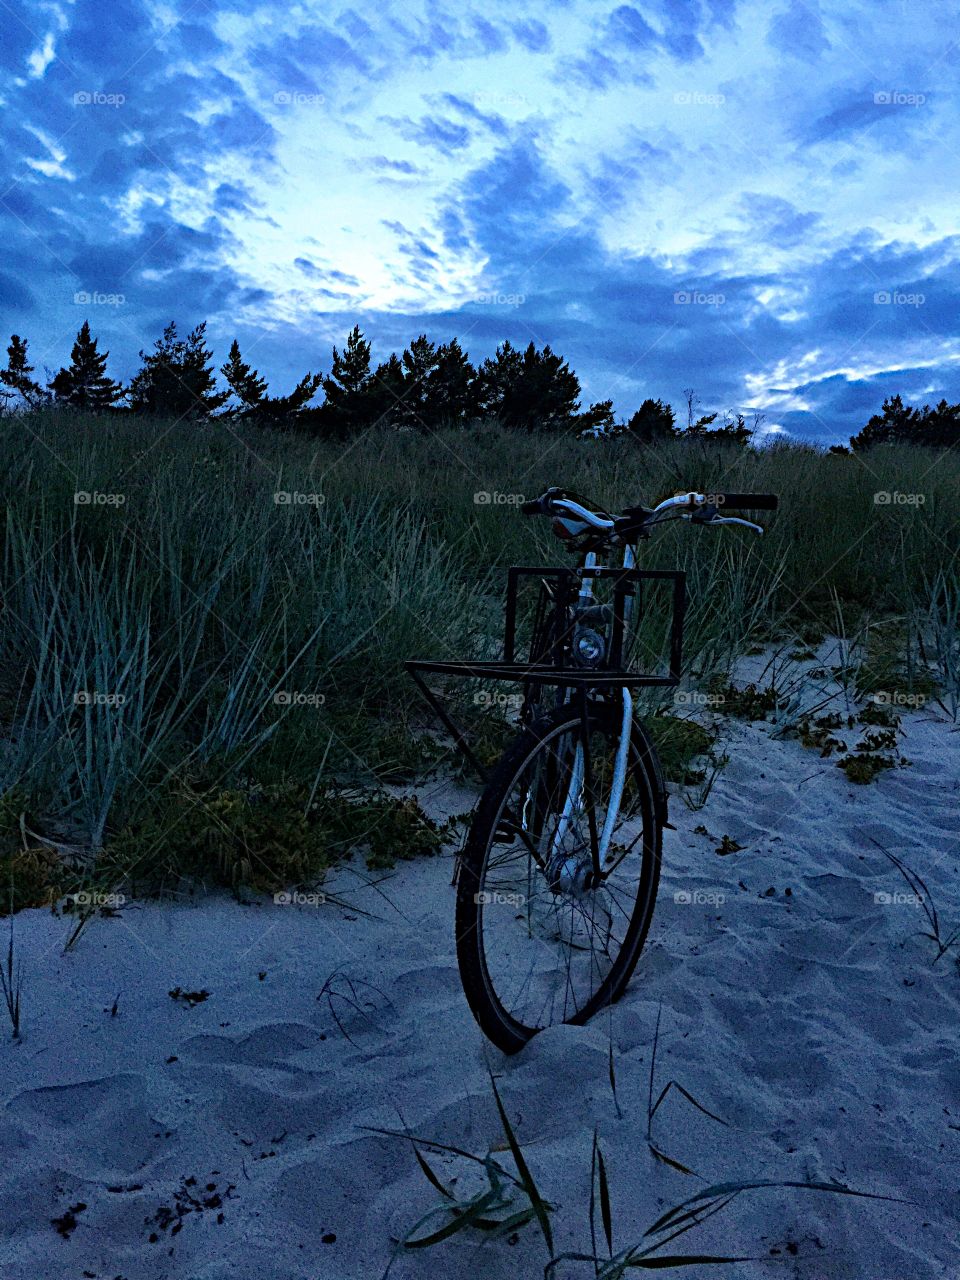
left=368, top=156, right=424, bottom=174
left=738, top=194, right=822, bottom=247
left=513, top=19, right=551, bottom=51
left=767, top=0, right=830, bottom=59
left=0, top=270, right=36, bottom=312
left=436, top=93, right=510, bottom=137
left=803, top=90, right=932, bottom=145
left=381, top=114, right=473, bottom=154
left=609, top=6, right=660, bottom=49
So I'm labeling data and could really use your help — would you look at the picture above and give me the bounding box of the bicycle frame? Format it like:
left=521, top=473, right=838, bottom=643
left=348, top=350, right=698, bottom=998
left=407, top=536, right=685, bottom=890
left=545, top=542, right=637, bottom=882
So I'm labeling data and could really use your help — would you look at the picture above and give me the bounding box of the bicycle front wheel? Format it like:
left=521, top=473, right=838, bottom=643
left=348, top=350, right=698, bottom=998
left=455, top=700, right=663, bottom=1053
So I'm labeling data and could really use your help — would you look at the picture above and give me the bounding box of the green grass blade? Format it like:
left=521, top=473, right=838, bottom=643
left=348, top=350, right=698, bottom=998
left=489, top=1068, right=554, bottom=1254
left=597, top=1143, right=614, bottom=1258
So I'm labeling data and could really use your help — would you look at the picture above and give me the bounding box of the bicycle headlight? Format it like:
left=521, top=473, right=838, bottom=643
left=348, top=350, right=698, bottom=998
left=572, top=626, right=605, bottom=668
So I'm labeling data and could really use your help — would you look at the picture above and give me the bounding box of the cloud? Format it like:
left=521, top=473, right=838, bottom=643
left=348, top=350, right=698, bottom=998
left=0, top=271, right=37, bottom=311
left=803, top=89, right=933, bottom=145
left=2, top=0, right=959, bottom=443
left=381, top=113, right=473, bottom=154
left=513, top=19, right=551, bottom=52
left=608, top=6, right=660, bottom=50
left=768, top=0, right=831, bottom=59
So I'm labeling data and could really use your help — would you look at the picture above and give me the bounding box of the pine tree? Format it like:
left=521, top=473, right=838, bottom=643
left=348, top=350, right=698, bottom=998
left=476, top=340, right=581, bottom=430
left=474, top=339, right=522, bottom=423
left=367, top=352, right=406, bottom=427
left=271, top=372, right=323, bottom=418
left=425, top=338, right=477, bottom=427
left=318, top=325, right=373, bottom=434
left=849, top=394, right=960, bottom=450
left=221, top=339, right=268, bottom=412
left=221, top=340, right=323, bottom=427
left=0, top=335, right=47, bottom=410
left=127, top=321, right=229, bottom=418
left=396, top=334, right=438, bottom=427
left=48, top=321, right=123, bottom=411
left=626, top=398, right=676, bottom=442
left=576, top=399, right=617, bottom=435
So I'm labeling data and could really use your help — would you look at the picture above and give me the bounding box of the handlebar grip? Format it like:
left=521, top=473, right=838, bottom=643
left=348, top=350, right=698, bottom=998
left=714, top=493, right=778, bottom=511
left=520, top=498, right=546, bottom=515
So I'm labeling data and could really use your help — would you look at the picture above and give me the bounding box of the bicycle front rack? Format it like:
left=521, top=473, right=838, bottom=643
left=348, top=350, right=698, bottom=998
left=406, top=565, right=686, bottom=780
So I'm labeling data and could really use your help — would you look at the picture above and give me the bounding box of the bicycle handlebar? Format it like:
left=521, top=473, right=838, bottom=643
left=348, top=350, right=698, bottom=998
left=710, top=493, right=778, bottom=511
left=520, top=487, right=778, bottom=538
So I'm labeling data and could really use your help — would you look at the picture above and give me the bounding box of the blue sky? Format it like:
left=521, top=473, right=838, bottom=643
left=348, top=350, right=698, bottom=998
left=2, top=0, right=959, bottom=442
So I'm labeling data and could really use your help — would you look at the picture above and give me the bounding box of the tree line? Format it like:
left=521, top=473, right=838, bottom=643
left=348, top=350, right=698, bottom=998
left=1, top=320, right=957, bottom=450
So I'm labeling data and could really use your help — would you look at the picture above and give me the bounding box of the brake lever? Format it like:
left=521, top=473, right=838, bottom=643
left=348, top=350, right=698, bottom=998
left=681, top=513, right=764, bottom=534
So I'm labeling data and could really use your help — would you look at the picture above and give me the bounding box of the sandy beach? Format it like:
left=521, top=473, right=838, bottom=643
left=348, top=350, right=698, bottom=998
left=2, top=669, right=958, bottom=1280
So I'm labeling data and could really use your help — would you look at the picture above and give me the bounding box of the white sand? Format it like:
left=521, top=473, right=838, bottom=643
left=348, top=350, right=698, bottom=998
left=2, top=676, right=959, bottom=1279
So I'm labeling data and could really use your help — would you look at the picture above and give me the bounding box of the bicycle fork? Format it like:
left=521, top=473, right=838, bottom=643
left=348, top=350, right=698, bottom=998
left=547, top=547, right=635, bottom=894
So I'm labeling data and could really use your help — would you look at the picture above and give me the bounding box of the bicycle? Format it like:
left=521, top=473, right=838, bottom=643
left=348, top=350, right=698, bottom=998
left=407, top=485, right=778, bottom=1053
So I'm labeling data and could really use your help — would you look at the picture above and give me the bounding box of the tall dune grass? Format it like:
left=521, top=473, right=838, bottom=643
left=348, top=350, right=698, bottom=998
left=0, top=410, right=957, bottom=889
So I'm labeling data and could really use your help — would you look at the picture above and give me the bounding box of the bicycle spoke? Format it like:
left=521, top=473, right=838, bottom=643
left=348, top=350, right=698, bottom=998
left=468, top=712, right=657, bottom=1038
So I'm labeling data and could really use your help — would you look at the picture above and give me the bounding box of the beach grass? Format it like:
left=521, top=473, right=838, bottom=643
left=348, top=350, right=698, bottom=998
left=0, top=410, right=957, bottom=901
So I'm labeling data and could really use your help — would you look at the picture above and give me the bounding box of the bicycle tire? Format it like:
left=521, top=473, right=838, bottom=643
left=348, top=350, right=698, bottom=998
left=455, top=700, right=663, bottom=1053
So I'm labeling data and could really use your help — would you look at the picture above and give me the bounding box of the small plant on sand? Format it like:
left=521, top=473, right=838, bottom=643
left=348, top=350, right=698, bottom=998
left=374, top=1049, right=907, bottom=1277
left=837, top=753, right=897, bottom=784
left=705, top=679, right=787, bottom=722
left=836, top=726, right=909, bottom=783
left=367, top=1069, right=557, bottom=1277
left=870, top=837, right=960, bottom=964
left=648, top=716, right=714, bottom=785
left=794, top=712, right=849, bottom=757
left=547, top=1141, right=905, bottom=1277
left=681, top=749, right=729, bottom=811
left=858, top=701, right=900, bottom=727
left=351, top=719, right=447, bottom=783
left=316, top=967, right=394, bottom=1045
left=645, top=1003, right=729, bottom=1175
left=453, top=706, right=518, bottom=773
left=0, top=889, right=24, bottom=1039
left=851, top=616, right=939, bottom=706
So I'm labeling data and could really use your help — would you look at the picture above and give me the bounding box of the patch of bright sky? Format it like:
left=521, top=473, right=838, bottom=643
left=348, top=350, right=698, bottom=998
left=200, top=0, right=960, bottom=330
